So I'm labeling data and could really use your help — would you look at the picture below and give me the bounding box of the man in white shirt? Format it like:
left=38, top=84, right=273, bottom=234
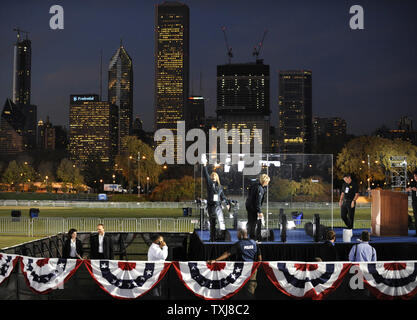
left=147, top=234, right=168, bottom=261
left=90, top=224, right=114, bottom=260
left=147, top=234, right=168, bottom=297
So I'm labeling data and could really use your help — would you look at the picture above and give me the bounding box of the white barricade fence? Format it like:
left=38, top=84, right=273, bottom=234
left=0, top=217, right=197, bottom=236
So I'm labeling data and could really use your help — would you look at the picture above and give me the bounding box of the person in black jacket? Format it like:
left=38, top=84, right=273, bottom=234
left=339, top=173, right=359, bottom=229
left=202, top=157, right=230, bottom=242
left=62, top=228, right=84, bottom=259
left=319, top=230, right=339, bottom=261
left=89, top=224, right=114, bottom=260
left=245, top=174, right=270, bottom=241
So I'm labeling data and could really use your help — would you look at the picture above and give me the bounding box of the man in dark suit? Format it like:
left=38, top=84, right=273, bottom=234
left=245, top=174, right=270, bottom=241
left=90, top=224, right=114, bottom=260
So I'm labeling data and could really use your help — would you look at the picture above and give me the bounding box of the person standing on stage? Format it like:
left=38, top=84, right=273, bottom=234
left=89, top=224, right=114, bottom=260
left=245, top=174, right=270, bottom=241
left=406, top=170, right=417, bottom=237
left=339, top=173, right=359, bottom=229
left=62, top=228, right=84, bottom=259
left=202, top=156, right=230, bottom=242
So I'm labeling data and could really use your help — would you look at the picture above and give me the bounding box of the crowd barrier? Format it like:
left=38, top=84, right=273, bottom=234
left=0, top=199, right=374, bottom=209
left=0, top=254, right=416, bottom=300
left=0, top=217, right=199, bottom=236
left=0, top=216, right=372, bottom=237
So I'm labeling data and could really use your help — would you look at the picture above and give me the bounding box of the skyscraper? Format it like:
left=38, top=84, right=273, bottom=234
left=108, top=42, right=133, bottom=154
left=154, top=1, right=189, bottom=161
left=278, top=70, right=312, bottom=153
left=216, top=59, right=270, bottom=153
left=186, top=96, right=205, bottom=131
left=0, top=97, right=36, bottom=156
left=13, top=29, right=31, bottom=105
left=0, top=98, right=24, bottom=157
left=37, top=116, right=56, bottom=150
left=69, top=94, right=118, bottom=169
left=6, top=29, right=38, bottom=151
left=313, top=117, right=347, bottom=139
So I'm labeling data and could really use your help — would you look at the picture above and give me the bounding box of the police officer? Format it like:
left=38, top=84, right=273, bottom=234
left=339, top=173, right=359, bottom=229
left=202, top=156, right=230, bottom=242
left=406, top=170, right=417, bottom=237
left=208, top=228, right=262, bottom=298
left=245, top=174, right=270, bottom=241
left=208, top=228, right=262, bottom=262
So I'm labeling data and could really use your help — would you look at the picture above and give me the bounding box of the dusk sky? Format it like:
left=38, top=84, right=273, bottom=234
left=0, top=0, right=416, bottom=135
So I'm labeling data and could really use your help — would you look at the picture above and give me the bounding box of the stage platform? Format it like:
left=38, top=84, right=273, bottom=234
left=188, top=228, right=417, bottom=261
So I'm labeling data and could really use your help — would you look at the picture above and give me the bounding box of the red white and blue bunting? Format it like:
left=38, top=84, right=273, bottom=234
left=2, top=256, right=417, bottom=300
left=20, top=256, right=82, bottom=294
left=173, top=261, right=259, bottom=300
left=85, top=260, right=171, bottom=299
left=0, top=254, right=19, bottom=285
left=263, top=262, right=351, bottom=300
left=359, top=262, right=417, bottom=300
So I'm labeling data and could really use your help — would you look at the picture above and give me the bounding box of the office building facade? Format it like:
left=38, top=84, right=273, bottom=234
left=108, top=43, right=133, bottom=154
left=13, top=31, right=31, bottom=105
left=0, top=98, right=24, bottom=156
left=37, top=116, right=56, bottom=150
left=216, top=59, right=270, bottom=153
left=154, top=1, right=189, bottom=162
left=69, top=94, right=118, bottom=169
left=186, top=96, right=205, bottom=131
left=313, top=117, right=347, bottom=139
left=278, top=70, right=312, bottom=153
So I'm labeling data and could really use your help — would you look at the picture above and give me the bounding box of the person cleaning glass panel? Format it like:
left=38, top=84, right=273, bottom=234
left=202, top=155, right=230, bottom=242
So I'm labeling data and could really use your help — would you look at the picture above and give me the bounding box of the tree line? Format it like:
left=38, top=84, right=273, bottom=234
left=1, top=135, right=416, bottom=199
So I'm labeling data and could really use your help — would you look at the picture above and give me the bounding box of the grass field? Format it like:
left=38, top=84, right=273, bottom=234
left=0, top=206, right=373, bottom=220
left=0, top=207, right=184, bottom=218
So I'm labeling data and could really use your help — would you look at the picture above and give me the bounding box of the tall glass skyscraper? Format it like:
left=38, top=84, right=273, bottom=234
left=154, top=1, right=189, bottom=162
left=0, top=30, right=37, bottom=152
left=69, top=95, right=118, bottom=169
left=216, top=59, right=271, bottom=153
left=13, top=30, right=31, bottom=105
left=278, top=70, right=312, bottom=153
left=108, top=43, right=133, bottom=154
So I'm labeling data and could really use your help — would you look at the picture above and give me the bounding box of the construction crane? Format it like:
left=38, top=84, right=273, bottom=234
left=221, top=26, right=233, bottom=64
left=13, top=27, right=30, bottom=40
left=253, top=30, right=268, bottom=59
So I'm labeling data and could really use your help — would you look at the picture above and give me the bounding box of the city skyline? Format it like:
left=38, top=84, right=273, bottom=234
left=0, top=0, right=416, bottom=136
